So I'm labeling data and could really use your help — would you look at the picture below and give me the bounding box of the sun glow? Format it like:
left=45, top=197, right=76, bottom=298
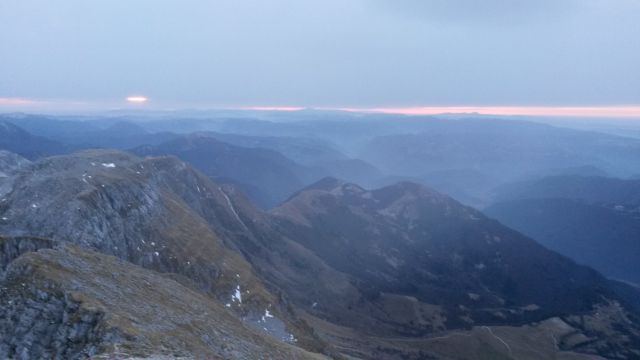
left=126, top=96, right=148, bottom=104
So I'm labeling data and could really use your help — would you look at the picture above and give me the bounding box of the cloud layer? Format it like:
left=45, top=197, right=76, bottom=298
left=0, top=0, right=638, bottom=108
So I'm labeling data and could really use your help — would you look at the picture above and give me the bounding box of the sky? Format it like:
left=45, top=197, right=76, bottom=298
left=1, top=0, right=639, bottom=115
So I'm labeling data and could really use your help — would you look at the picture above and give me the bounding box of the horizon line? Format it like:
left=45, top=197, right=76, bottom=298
left=2, top=98, right=640, bottom=118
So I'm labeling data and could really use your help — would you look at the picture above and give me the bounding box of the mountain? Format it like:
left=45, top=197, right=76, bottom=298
left=0, top=113, right=102, bottom=140
left=486, top=198, right=640, bottom=285
left=0, top=150, right=329, bottom=355
left=492, top=175, right=640, bottom=206
left=132, top=135, right=315, bottom=208
left=63, top=121, right=179, bottom=150
left=0, top=150, right=30, bottom=177
left=0, top=121, right=68, bottom=160
left=2, top=150, right=640, bottom=359
left=360, top=120, right=640, bottom=179
left=196, top=132, right=384, bottom=188
left=0, top=151, right=30, bottom=198
left=271, top=178, right=640, bottom=359
left=0, top=236, right=327, bottom=360
left=358, top=119, right=640, bottom=205
left=196, top=131, right=347, bottom=165
left=487, top=175, right=640, bottom=285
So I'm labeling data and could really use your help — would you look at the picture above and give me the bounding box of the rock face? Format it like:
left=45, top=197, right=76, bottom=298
left=0, top=150, right=324, bottom=353
left=0, top=150, right=30, bottom=176
left=0, top=236, right=53, bottom=270
left=0, top=151, right=30, bottom=197
left=0, top=237, right=326, bottom=360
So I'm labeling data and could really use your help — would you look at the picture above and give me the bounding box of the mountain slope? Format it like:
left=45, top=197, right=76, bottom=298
left=488, top=175, right=640, bottom=284
left=492, top=175, right=640, bottom=206
left=0, top=150, right=30, bottom=178
left=486, top=198, right=640, bottom=285
left=196, top=132, right=383, bottom=187
left=0, top=150, right=326, bottom=353
left=0, top=236, right=326, bottom=360
left=0, top=121, right=68, bottom=160
left=271, top=178, right=640, bottom=358
left=196, top=131, right=346, bottom=165
left=132, top=135, right=313, bottom=208
left=3, top=150, right=640, bottom=359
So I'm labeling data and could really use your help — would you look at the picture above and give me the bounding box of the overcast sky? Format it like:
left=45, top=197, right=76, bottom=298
left=1, top=0, right=639, bottom=109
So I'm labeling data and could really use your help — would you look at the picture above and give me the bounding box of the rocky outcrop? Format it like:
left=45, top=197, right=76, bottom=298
left=0, top=150, right=327, bottom=353
left=0, top=236, right=53, bottom=270
left=0, top=150, right=30, bottom=176
left=0, top=238, right=326, bottom=360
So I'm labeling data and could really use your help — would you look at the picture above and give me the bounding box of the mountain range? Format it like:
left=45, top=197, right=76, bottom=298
left=1, top=149, right=639, bottom=359
left=2, top=112, right=640, bottom=359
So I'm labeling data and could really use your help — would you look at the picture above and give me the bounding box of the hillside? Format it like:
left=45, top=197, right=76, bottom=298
left=132, top=135, right=314, bottom=208
left=0, top=121, right=68, bottom=160
left=492, top=175, right=640, bottom=206
left=0, top=236, right=326, bottom=360
left=0, top=150, right=327, bottom=353
left=271, top=178, right=640, bottom=358
left=2, top=151, right=640, bottom=359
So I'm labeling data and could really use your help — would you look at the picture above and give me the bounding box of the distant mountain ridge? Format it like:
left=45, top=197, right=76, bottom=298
left=493, top=175, right=640, bottom=206
left=132, top=135, right=314, bottom=208
left=487, top=175, right=640, bottom=285
left=0, top=121, right=68, bottom=160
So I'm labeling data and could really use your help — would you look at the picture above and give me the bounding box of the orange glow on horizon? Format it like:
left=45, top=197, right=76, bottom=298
left=240, top=106, right=306, bottom=112
left=1, top=98, right=640, bottom=118
left=0, top=97, right=39, bottom=106
left=335, top=106, right=640, bottom=118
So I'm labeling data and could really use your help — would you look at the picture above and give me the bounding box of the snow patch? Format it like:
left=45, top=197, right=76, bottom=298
left=231, top=285, right=242, bottom=304
left=101, top=163, right=116, bottom=168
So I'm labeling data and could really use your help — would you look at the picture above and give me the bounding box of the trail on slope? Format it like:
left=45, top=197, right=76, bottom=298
left=218, top=187, right=250, bottom=232
left=482, top=326, right=513, bottom=356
